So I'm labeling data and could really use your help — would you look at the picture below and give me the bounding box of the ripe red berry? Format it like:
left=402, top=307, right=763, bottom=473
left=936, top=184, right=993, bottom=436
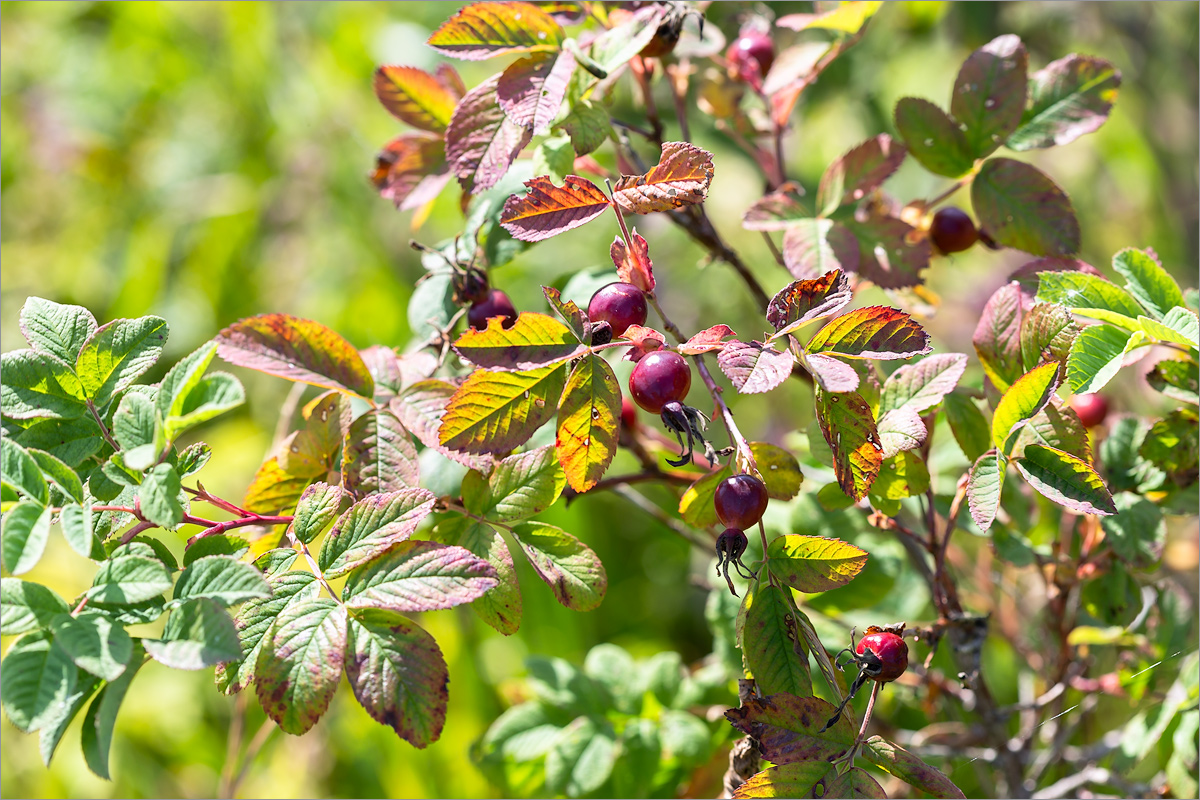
left=1069, top=393, right=1109, bottom=428
left=588, top=282, right=647, bottom=338
left=856, top=631, right=909, bottom=683
left=727, top=31, right=774, bottom=86
left=929, top=207, right=978, bottom=254
left=714, top=474, right=769, bottom=530
left=628, top=350, right=691, bottom=414
left=467, top=289, right=518, bottom=331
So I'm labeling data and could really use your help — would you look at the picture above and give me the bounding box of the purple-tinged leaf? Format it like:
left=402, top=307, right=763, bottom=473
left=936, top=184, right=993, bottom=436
left=498, top=50, right=576, bottom=135
left=973, top=281, right=1024, bottom=392
left=972, top=157, right=1079, bottom=256
left=800, top=352, right=860, bottom=393
left=815, top=388, right=883, bottom=501
left=967, top=451, right=1004, bottom=531
left=437, top=363, right=567, bottom=454
left=370, top=134, right=450, bottom=211
left=464, top=445, right=567, bottom=523
left=373, top=66, right=458, bottom=132
left=254, top=598, right=347, bottom=735
left=317, top=488, right=438, bottom=579
left=612, top=142, right=714, bottom=214
left=841, top=214, right=931, bottom=289
left=951, top=34, right=1028, bottom=159
left=390, top=380, right=492, bottom=471
left=679, top=325, right=736, bottom=355
left=445, top=76, right=533, bottom=195
left=817, top=133, right=907, bottom=214
left=427, top=1, right=564, bottom=60
left=877, top=407, right=927, bottom=459
left=342, top=540, right=498, bottom=612
left=511, top=521, right=606, bottom=611
left=453, top=312, right=586, bottom=369
left=499, top=175, right=612, bottom=242
left=894, top=97, right=975, bottom=178
left=342, top=410, right=420, bottom=498
left=610, top=228, right=655, bottom=292
left=434, top=517, right=522, bottom=635
left=215, top=572, right=320, bottom=696
left=1007, top=54, right=1121, bottom=151
left=806, top=306, right=931, bottom=360
left=862, top=735, right=966, bottom=799
left=766, top=270, right=853, bottom=336
left=725, top=694, right=855, bottom=765
left=717, top=341, right=794, bottom=394
left=781, top=220, right=859, bottom=280
left=992, top=362, right=1061, bottom=454
left=879, top=353, right=969, bottom=415
left=741, top=183, right=808, bottom=231
left=214, top=313, right=374, bottom=398
left=345, top=607, right=449, bottom=749
left=1013, top=444, right=1116, bottom=515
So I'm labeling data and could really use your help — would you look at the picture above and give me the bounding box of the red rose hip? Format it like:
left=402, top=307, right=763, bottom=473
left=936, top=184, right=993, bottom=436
left=929, top=207, right=978, bottom=254
left=856, top=631, right=909, bottom=683
left=468, top=289, right=518, bottom=331
left=588, top=282, right=648, bottom=337
left=628, top=350, right=691, bottom=414
left=714, top=474, right=769, bottom=530
left=1069, top=393, right=1109, bottom=428
left=727, top=31, right=774, bottom=86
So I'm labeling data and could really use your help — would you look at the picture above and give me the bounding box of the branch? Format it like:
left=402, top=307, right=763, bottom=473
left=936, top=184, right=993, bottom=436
left=610, top=484, right=712, bottom=552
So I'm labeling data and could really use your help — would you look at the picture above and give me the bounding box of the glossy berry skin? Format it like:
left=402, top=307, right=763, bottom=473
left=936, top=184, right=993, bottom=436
left=727, top=32, right=774, bottom=85
left=929, top=207, right=978, bottom=254
left=1070, top=393, right=1109, bottom=428
left=856, top=631, right=909, bottom=683
left=588, top=282, right=647, bottom=337
left=714, top=474, right=769, bottom=530
left=628, top=350, right=691, bottom=414
left=468, top=289, right=518, bottom=331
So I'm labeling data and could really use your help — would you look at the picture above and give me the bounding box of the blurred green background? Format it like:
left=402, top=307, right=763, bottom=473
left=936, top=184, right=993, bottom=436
left=2, top=2, right=1197, bottom=798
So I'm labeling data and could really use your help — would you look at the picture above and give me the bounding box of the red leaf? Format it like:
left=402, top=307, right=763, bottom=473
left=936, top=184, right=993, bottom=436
left=427, top=1, right=564, bottom=61
left=718, top=341, right=793, bottom=394
left=610, top=229, right=655, bottom=292
left=618, top=325, right=666, bottom=361
left=612, top=142, right=714, bottom=214
left=445, top=76, right=532, bottom=194
left=370, top=134, right=450, bottom=211
left=373, top=66, right=459, bottom=132
left=215, top=314, right=374, bottom=398
left=807, top=306, right=931, bottom=360
left=766, top=270, right=853, bottom=336
left=499, top=175, right=611, bottom=242
left=680, top=325, right=736, bottom=355
left=817, top=134, right=907, bottom=215
left=497, top=50, right=576, bottom=135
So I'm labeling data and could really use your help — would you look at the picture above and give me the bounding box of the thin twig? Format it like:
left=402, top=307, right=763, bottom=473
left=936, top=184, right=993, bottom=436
left=611, top=484, right=712, bottom=552
left=86, top=400, right=122, bottom=452
left=225, top=718, right=277, bottom=799
left=761, top=231, right=786, bottom=269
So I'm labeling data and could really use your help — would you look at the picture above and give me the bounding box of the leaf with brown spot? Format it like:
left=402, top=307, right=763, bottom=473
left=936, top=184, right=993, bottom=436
left=612, top=142, right=714, bottom=214
left=766, top=270, right=853, bottom=337
left=767, top=535, right=868, bottom=593
left=511, top=521, right=606, bottom=611
left=735, top=763, right=885, bottom=799
left=556, top=354, right=620, bottom=493
left=498, top=50, right=576, bottom=135
left=806, top=306, right=931, bottom=360
left=342, top=410, right=420, bottom=497
left=433, top=517, right=522, bottom=635
left=814, top=388, right=883, bottom=501
left=972, top=158, right=1079, bottom=256
left=862, top=735, right=966, bottom=798
left=610, top=229, right=655, bottom=292
left=427, top=1, right=564, bottom=60
left=725, top=693, right=855, bottom=765
left=254, top=598, right=347, bottom=736
left=373, top=66, right=458, bottom=132
left=499, top=175, right=612, bottom=242
left=445, top=76, right=532, bottom=195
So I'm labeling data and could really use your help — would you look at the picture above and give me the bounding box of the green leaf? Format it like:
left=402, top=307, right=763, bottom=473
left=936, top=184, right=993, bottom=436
left=545, top=715, right=617, bottom=798
left=582, top=644, right=637, bottom=713
left=1020, top=302, right=1079, bottom=372
left=1140, top=309, right=1200, bottom=346
left=972, top=158, right=1078, bottom=255
left=50, top=613, right=133, bottom=681
left=112, top=391, right=159, bottom=463
left=342, top=539, right=497, bottom=612
left=1147, top=358, right=1199, bottom=405
left=893, top=97, right=975, bottom=177
left=317, top=488, right=437, bottom=578
left=1139, top=409, right=1199, bottom=485
left=254, top=597, right=348, bottom=735
left=0, top=633, right=77, bottom=733
left=1009, top=396, right=1091, bottom=461
left=1066, top=325, right=1143, bottom=394
left=556, top=354, right=620, bottom=493
left=214, top=313, right=375, bottom=399
left=86, top=548, right=173, bottom=604
left=252, top=548, right=300, bottom=577
left=1, top=578, right=70, bottom=635
left=678, top=465, right=731, bottom=527
left=659, top=708, right=712, bottom=762
left=182, top=534, right=250, bottom=566
left=175, top=442, right=213, bottom=478
left=734, top=763, right=885, bottom=799
left=806, top=306, right=931, bottom=360
left=741, top=583, right=813, bottom=697
left=345, top=607, right=449, bottom=748
left=0, top=349, right=87, bottom=422
left=2, top=438, right=49, bottom=504
left=879, top=353, right=968, bottom=415
left=427, top=1, right=564, bottom=60
left=156, top=341, right=217, bottom=422
left=215, top=572, right=320, bottom=695
left=725, top=694, right=855, bottom=764
left=768, top=535, right=868, bottom=592
left=951, top=34, right=1028, bottom=159
left=752, top=442, right=805, bottom=500
left=462, top=446, right=566, bottom=523
left=436, top=517, right=523, bottom=636
left=163, top=372, right=244, bottom=440
left=943, top=391, right=992, bottom=462
left=80, top=642, right=143, bottom=780
left=174, top=556, right=271, bottom=606
left=1111, top=248, right=1184, bottom=319
left=342, top=410, right=420, bottom=496
left=991, top=361, right=1061, bottom=454
left=531, top=136, right=576, bottom=185
left=2, top=501, right=51, bottom=575
left=19, top=297, right=98, bottom=364
left=814, top=388, right=883, bottom=501
left=967, top=452, right=1004, bottom=531
left=860, top=736, right=966, bottom=798
left=612, top=718, right=661, bottom=798
left=143, top=597, right=241, bottom=670
left=1013, top=444, right=1116, bottom=515
left=556, top=99, right=610, bottom=157
left=38, top=670, right=100, bottom=767
left=1007, top=54, right=1121, bottom=151
left=438, top=362, right=567, bottom=454
left=1102, top=492, right=1165, bottom=569
left=869, top=450, right=931, bottom=500
left=13, top=418, right=103, bottom=466
left=75, top=316, right=169, bottom=409
left=511, top=521, right=606, bottom=611
left=289, top=482, right=345, bottom=545
left=29, top=448, right=84, bottom=504
left=453, top=312, right=585, bottom=370
left=138, top=463, right=183, bottom=529
left=972, top=281, right=1023, bottom=391
left=1036, top=270, right=1146, bottom=318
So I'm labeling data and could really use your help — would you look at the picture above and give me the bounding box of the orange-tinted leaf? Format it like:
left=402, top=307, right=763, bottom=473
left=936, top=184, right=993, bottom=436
left=373, top=66, right=458, bottom=132
left=781, top=220, right=859, bottom=281
left=718, top=341, right=793, bottom=394
left=427, top=1, right=564, bottom=60
left=766, top=270, right=852, bottom=337
left=610, top=229, right=655, bottom=292
left=438, top=364, right=567, bottom=454
left=215, top=314, right=374, bottom=398
left=453, top=312, right=585, bottom=370
left=499, top=175, right=611, bottom=242
left=618, top=325, right=666, bottom=361
left=612, top=142, right=714, bottom=214
left=498, top=50, right=576, bottom=135
left=243, top=456, right=311, bottom=516
left=814, top=388, right=882, bottom=501
left=806, top=306, right=931, bottom=360
left=680, top=325, right=736, bottom=355
left=370, top=134, right=450, bottom=211
left=741, top=182, right=808, bottom=231
left=279, top=392, right=350, bottom=477
left=735, top=764, right=885, bottom=799
left=817, top=134, right=907, bottom=215
left=556, top=354, right=620, bottom=492
left=445, top=76, right=532, bottom=195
